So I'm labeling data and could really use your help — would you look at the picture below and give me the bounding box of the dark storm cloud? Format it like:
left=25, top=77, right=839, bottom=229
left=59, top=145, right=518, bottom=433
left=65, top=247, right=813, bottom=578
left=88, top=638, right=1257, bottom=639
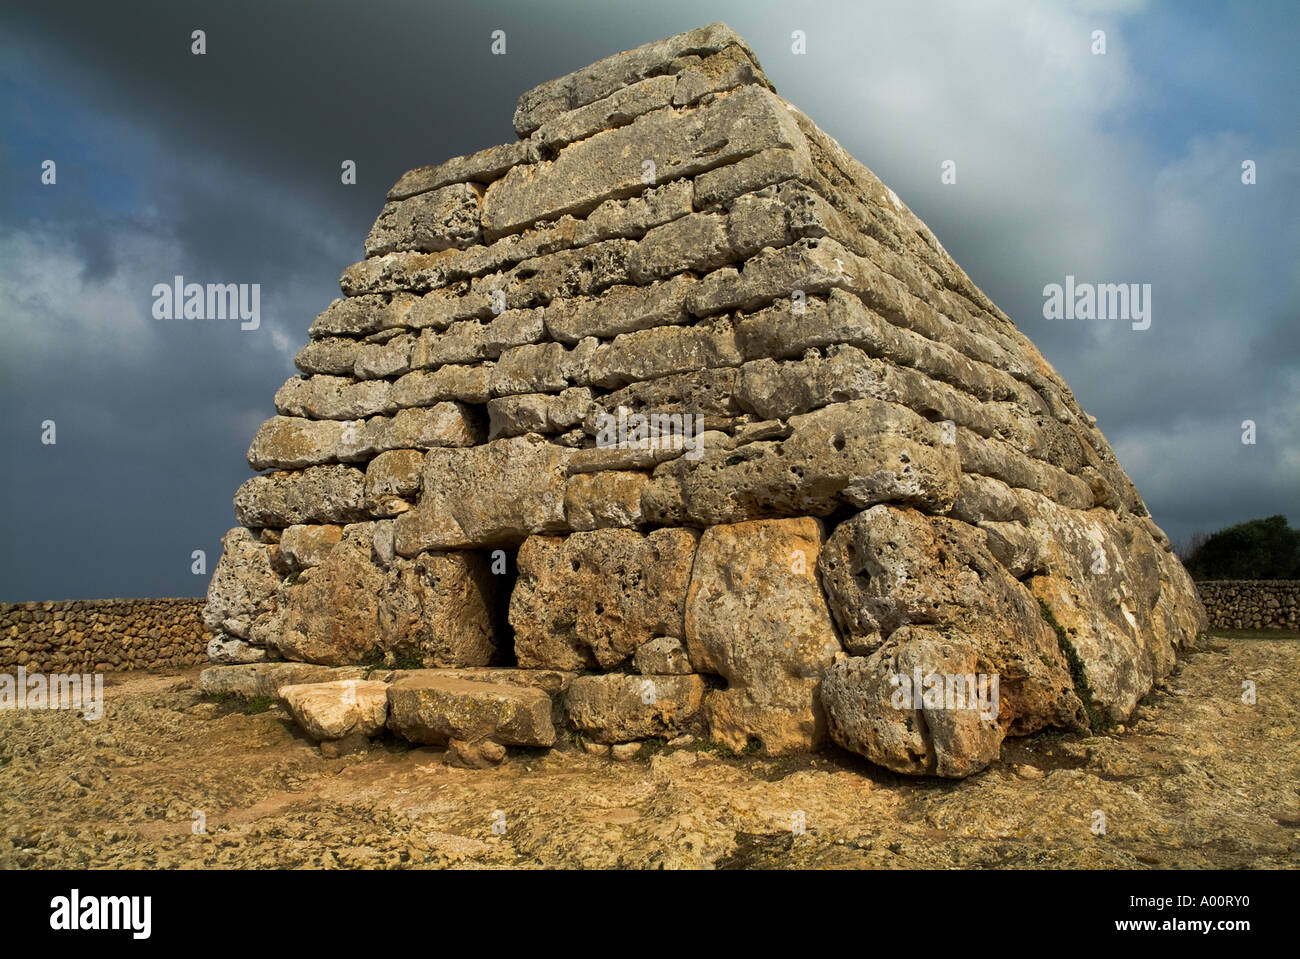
left=1, top=0, right=1296, bottom=600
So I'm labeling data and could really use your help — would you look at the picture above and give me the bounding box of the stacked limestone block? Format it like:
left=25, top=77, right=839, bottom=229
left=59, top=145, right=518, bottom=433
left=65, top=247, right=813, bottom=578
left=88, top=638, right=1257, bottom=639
left=202, top=23, right=1207, bottom=777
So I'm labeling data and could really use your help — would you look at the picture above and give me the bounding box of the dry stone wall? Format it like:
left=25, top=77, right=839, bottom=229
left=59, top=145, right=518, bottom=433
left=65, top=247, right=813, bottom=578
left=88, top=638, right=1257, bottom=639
left=201, top=23, right=1208, bottom=778
left=1196, top=581, right=1299, bottom=630
left=0, top=599, right=207, bottom=673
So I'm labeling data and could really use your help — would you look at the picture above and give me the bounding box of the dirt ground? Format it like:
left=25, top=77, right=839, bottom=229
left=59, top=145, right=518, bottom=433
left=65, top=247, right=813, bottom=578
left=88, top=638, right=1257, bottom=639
left=2, top=633, right=1297, bottom=869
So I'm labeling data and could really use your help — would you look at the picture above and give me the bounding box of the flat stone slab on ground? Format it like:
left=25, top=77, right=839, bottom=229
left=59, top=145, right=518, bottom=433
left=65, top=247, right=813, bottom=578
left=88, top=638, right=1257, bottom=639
left=386, top=674, right=556, bottom=748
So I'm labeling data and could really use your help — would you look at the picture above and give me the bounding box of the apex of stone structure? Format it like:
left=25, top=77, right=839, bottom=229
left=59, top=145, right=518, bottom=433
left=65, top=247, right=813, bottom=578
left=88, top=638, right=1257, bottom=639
left=202, top=23, right=1207, bottom=778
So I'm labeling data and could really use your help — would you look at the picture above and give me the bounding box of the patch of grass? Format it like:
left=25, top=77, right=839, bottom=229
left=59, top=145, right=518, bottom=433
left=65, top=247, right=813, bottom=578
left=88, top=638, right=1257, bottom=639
left=1036, top=598, right=1113, bottom=733
left=391, top=649, right=425, bottom=670
left=0, top=755, right=11, bottom=768
left=360, top=646, right=398, bottom=671
left=242, top=695, right=278, bottom=714
left=638, top=736, right=669, bottom=759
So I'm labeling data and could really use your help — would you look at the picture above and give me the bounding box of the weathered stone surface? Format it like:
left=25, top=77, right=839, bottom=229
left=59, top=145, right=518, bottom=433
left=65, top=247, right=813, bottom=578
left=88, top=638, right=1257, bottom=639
left=278, top=524, right=344, bottom=571
left=247, top=416, right=346, bottom=470
left=203, top=527, right=280, bottom=641
left=1020, top=493, right=1196, bottom=721
left=544, top=275, right=696, bottom=345
left=275, top=375, right=395, bottom=420
left=378, top=666, right=575, bottom=730
left=646, top=398, right=960, bottom=526
left=475, top=239, right=633, bottom=314
left=587, top=318, right=743, bottom=389
left=512, top=21, right=766, bottom=135
left=584, top=368, right=742, bottom=429
left=206, top=635, right=266, bottom=665
left=389, top=140, right=540, bottom=200
left=365, top=182, right=483, bottom=257
left=633, top=636, right=693, bottom=675
left=624, top=182, right=827, bottom=284
left=392, top=364, right=493, bottom=407
left=393, top=435, right=574, bottom=552
left=822, top=627, right=1005, bottom=778
left=564, top=674, right=706, bottom=743
left=309, top=294, right=411, bottom=338
left=817, top=505, right=1083, bottom=739
left=563, top=470, right=648, bottom=531
left=445, top=737, right=509, bottom=768
left=380, top=667, right=577, bottom=699
left=533, top=74, right=678, bottom=151
left=379, top=552, right=497, bottom=667
left=268, top=525, right=386, bottom=665
left=280, top=679, right=390, bottom=741
left=198, top=662, right=367, bottom=699
left=364, top=449, right=424, bottom=517
left=736, top=345, right=888, bottom=421
left=295, top=337, right=360, bottom=376
left=233, top=465, right=367, bottom=528
left=684, top=517, right=843, bottom=755
left=488, top=340, right=583, bottom=396
left=336, top=403, right=485, bottom=460
left=573, top=179, right=694, bottom=246
left=627, top=212, right=732, bottom=283
left=342, top=181, right=693, bottom=299
left=529, top=45, right=769, bottom=153
left=354, top=333, right=415, bottom=379
left=485, top=85, right=804, bottom=239
left=511, top=528, right=698, bottom=670
left=694, top=147, right=808, bottom=210
left=488, top=387, right=593, bottom=439
left=387, top=675, right=555, bottom=747
left=268, top=525, right=496, bottom=668
left=413, top=308, right=545, bottom=368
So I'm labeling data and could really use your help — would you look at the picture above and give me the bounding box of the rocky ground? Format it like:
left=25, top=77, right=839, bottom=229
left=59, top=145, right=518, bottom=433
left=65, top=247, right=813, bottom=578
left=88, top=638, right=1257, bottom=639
left=2, top=632, right=1297, bottom=869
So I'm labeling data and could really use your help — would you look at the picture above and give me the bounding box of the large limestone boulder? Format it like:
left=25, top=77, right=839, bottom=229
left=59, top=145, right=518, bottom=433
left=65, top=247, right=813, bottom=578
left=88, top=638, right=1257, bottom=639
left=1017, top=493, right=1200, bottom=721
left=510, top=528, right=698, bottom=670
left=203, top=527, right=280, bottom=642
left=280, top=679, right=390, bottom=741
left=817, top=505, right=1083, bottom=739
left=822, top=627, right=1005, bottom=778
left=564, top=674, right=706, bottom=743
left=393, top=434, right=574, bottom=552
left=684, top=517, right=843, bottom=754
left=379, top=552, right=497, bottom=667
left=270, top=524, right=496, bottom=667
left=386, top=675, right=556, bottom=749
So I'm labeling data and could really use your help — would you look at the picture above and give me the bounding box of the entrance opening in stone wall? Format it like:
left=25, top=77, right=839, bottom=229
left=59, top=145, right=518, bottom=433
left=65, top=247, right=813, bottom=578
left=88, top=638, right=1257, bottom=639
left=486, top=546, right=519, bottom=666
